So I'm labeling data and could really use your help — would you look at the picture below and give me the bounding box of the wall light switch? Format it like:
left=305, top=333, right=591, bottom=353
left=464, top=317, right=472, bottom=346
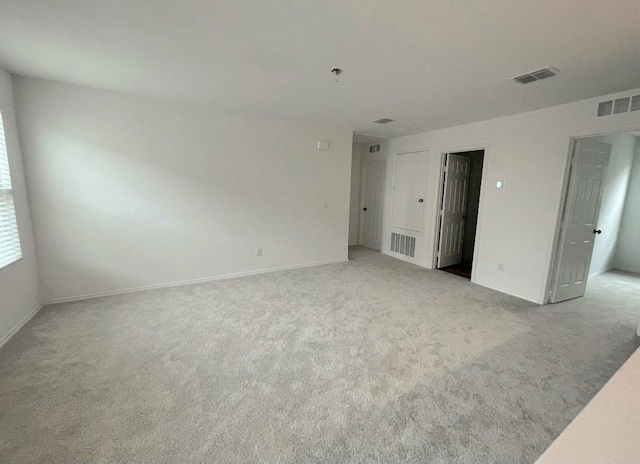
left=256, top=248, right=263, bottom=257
left=323, top=201, right=329, bottom=210
left=496, top=180, right=504, bottom=189
left=317, top=140, right=329, bottom=151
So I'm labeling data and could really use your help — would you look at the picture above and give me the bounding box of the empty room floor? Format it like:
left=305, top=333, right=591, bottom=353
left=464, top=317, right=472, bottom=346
left=1, top=248, right=639, bottom=463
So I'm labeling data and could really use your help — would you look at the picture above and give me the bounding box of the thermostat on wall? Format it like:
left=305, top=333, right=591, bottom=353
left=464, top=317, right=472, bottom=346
left=317, top=141, right=329, bottom=151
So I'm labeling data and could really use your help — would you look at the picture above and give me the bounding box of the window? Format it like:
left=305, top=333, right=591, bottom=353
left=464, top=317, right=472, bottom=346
left=0, top=111, right=21, bottom=269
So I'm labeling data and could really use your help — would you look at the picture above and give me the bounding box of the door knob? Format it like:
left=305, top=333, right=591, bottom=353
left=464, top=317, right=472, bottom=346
left=594, top=229, right=602, bottom=234
left=418, top=199, right=424, bottom=202
left=363, top=208, right=367, bottom=211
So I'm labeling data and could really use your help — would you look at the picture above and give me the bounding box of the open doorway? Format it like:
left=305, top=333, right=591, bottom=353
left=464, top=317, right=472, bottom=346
left=436, top=149, right=484, bottom=279
left=348, top=138, right=387, bottom=253
left=549, top=131, right=640, bottom=303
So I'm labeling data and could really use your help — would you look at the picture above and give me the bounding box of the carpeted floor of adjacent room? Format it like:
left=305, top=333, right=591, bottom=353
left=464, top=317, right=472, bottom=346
left=1, top=247, right=639, bottom=463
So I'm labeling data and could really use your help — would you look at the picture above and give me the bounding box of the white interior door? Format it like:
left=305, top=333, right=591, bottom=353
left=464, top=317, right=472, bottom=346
left=363, top=160, right=386, bottom=250
left=437, top=154, right=471, bottom=268
left=551, top=138, right=611, bottom=303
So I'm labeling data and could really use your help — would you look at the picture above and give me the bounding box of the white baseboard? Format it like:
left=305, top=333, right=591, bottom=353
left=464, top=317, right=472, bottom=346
left=381, top=250, right=541, bottom=304
left=0, top=303, right=45, bottom=349
left=589, top=267, right=612, bottom=278
left=44, top=258, right=350, bottom=305
left=611, top=266, right=640, bottom=275
left=381, top=249, right=430, bottom=268
left=472, top=279, right=542, bottom=304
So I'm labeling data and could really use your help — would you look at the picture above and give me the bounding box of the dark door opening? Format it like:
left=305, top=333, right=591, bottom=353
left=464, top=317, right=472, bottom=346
left=437, top=149, right=484, bottom=279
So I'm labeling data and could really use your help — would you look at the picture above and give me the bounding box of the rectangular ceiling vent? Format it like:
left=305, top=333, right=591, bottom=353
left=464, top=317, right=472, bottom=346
left=597, top=95, right=640, bottom=117
left=372, top=117, right=394, bottom=124
left=369, top=144, right=381, bottom=153
left=512, top=66, right=558, bottom=84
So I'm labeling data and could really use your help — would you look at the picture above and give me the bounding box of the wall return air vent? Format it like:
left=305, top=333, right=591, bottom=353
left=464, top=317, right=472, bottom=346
left=597, top=95, right=640, bottom=117
left=391, top=232, right=415, bottom=257
left=512, top=66, right=558, bottom=84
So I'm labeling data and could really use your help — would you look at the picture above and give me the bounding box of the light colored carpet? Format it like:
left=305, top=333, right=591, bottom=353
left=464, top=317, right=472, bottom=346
left=1, top=247, right=639, bottom=463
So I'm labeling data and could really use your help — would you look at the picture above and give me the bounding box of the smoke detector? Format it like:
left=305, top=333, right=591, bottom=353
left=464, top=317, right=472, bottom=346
left=512, top=66, right=559, bottom=84
left=372, top=117, right=394, bottom=124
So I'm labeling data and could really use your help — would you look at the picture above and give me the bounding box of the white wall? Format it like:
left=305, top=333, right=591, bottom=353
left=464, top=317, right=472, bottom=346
left=348, top=143, right=364, bottom=246
left=0, top=68, right=40, bottom=345
left=14, top=76, right=353, bottom=302
left=588, top=134, right=637, bottom=276
left=368, top=87, right=640, bottom=304
left=614, top=141, right=640, bottom=274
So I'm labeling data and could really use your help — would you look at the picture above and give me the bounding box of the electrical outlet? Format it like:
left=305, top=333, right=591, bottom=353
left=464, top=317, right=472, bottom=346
left=497, top=262, right=505, bottom=271
left=256, top=248, right=263, bottom=257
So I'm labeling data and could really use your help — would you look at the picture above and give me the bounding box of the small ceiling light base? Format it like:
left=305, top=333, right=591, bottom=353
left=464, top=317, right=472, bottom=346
left=331, top=68, right=343, bottom=82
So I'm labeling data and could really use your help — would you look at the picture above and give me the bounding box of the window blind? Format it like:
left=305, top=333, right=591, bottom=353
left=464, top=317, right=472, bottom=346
left=0, top=111, right=22, bottom=269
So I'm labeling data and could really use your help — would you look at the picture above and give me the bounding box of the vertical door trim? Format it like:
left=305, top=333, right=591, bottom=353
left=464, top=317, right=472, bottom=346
left=545, top=138, right=578, bottom=303
left=435, top=152, right=449, bottom=268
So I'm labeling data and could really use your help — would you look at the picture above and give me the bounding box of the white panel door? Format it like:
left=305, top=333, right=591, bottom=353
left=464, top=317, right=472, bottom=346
left=391, top=152, right=428, bottom=232
left=437, top=154, right=471, bottom=268
left=363, top=160, right=386, bottom=250
left=551, top=139, right=611, bottom=303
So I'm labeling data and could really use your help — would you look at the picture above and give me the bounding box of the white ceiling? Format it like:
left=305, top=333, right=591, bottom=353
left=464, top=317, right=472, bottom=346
left=1, top=0, right=640, bottom=138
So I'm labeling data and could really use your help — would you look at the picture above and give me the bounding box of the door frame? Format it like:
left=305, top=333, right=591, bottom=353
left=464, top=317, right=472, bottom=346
left=359, top=158, right=387, bottom=249
left=432, top=146, right=489, bottom=282
left=545, top=125, right=640, bottom=303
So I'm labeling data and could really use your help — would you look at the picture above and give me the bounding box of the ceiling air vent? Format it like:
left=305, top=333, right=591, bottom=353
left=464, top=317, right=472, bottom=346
left=372, top=117, right=394, bottom=124
left=614, top=97, right=631, bottom=114
left=597, top=94, right=640, bottom=117
left=512, top=66, right=558, bottom=84
left=598, top=100, right=613, bottom=117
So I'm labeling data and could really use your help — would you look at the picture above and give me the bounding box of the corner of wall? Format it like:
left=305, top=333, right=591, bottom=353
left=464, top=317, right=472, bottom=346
left=0, top=68, right=42, bottom=347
